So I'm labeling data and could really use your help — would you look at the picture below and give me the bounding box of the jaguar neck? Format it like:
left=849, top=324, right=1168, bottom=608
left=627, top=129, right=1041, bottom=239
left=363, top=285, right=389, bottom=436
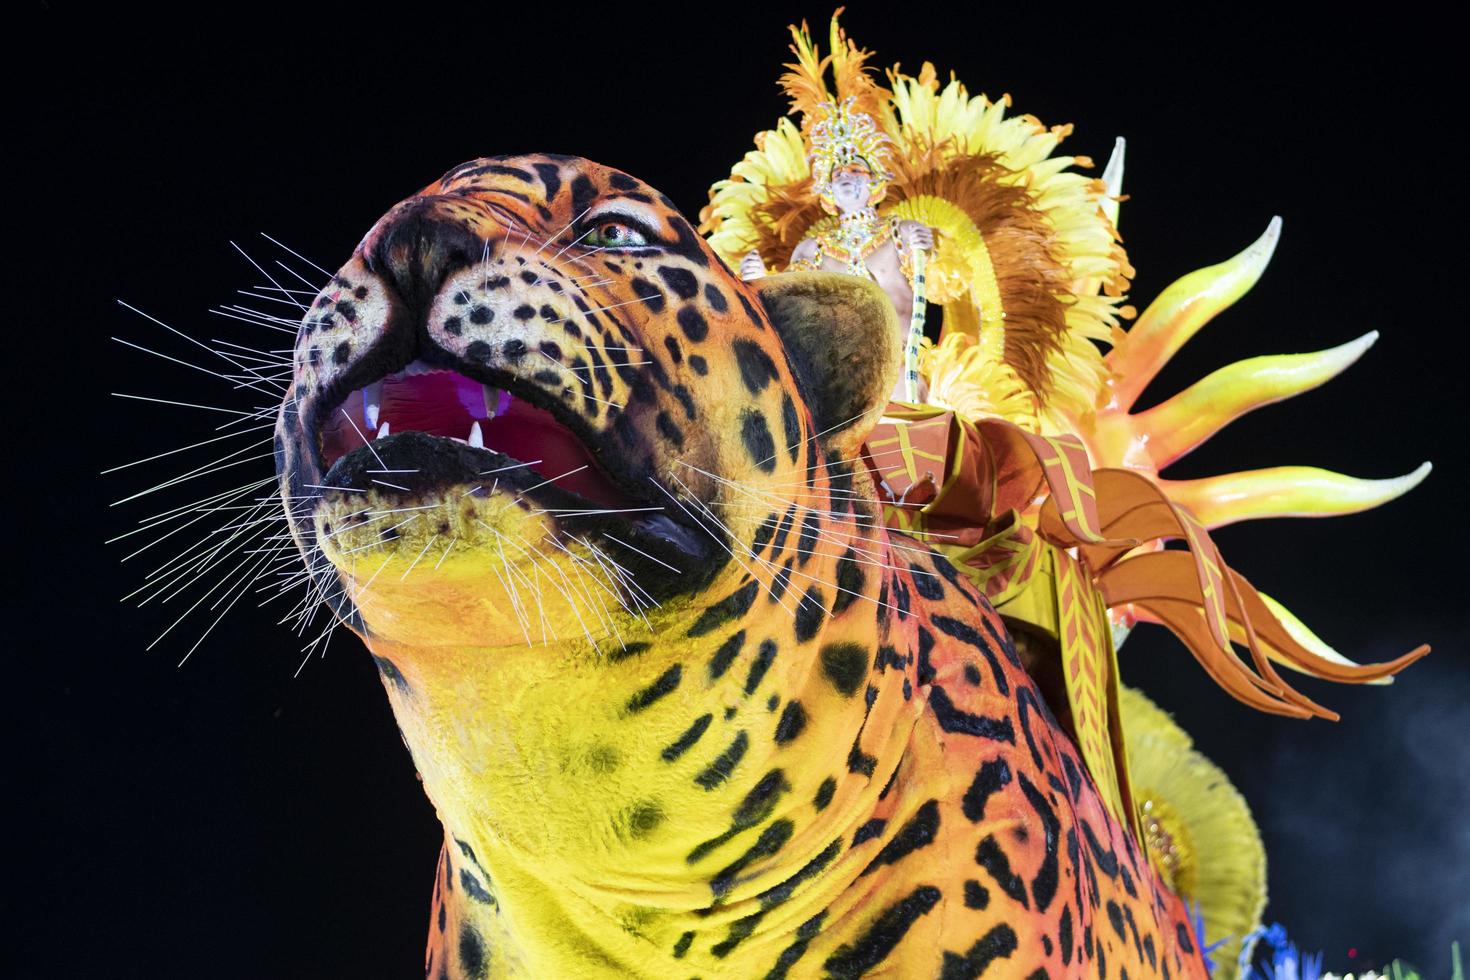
left=368, top=508, right=928, bottom=977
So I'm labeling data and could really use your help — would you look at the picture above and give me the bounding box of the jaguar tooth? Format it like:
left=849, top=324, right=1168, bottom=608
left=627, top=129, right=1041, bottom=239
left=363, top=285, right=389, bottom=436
left=469, top=420, right=484, bottom=449
left=363, top=381, right=383, bottom=430
left=482, top=384, right=500, bottom=418
left=376, top=421, right=390, bottom=440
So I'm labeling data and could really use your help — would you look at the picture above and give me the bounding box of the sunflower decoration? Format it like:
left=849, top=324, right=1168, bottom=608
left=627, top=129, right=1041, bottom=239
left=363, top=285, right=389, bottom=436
left=1120, top=685, right=1267, bottom=980
left=700, top=10, right=1134, bottom=435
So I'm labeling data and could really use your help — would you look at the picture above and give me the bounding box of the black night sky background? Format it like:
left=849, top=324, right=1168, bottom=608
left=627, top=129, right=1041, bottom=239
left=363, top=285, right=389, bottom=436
left=17, top=7, right=1468, bottom=977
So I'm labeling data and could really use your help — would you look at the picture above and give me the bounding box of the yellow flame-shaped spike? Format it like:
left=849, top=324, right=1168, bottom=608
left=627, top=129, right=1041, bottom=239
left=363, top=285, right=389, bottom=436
left=1160, top=461, right=1432, bottom=529
left=1138, top=332, right=1380, bottom=468
left=1108, top=216, right=1282, bottom=411
left=1100, top=136, right=1125, bottom=229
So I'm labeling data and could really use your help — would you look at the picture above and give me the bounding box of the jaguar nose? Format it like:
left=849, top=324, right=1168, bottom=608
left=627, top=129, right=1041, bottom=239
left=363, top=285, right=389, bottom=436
left=367, top=199, right=486, bottom=311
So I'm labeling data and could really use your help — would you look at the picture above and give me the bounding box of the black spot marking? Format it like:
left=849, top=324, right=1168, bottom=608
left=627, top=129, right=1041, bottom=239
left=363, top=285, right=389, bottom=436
left=501, top=338, right=527, bottom=359
left=625, top=664, right=681, bottom=713
left=711, top=818, right=794, bottom=899
left=981, top=616, right=1023, bottom=668
left=851, top=816, right=892, bottom=853
left=657, top=265, right=699, bottom=300
left=531, top=162, right=562, bottom=200
left=794, top=587, right=826, bottom=642
left=768, top=506, right=796, bottom=555
left=663, top=335, right=683, bottom=364
left=741, top=410, right=777, bottom=473
left=915, top=626, right=936, bottom=684
left=796, top=511, right=821, bottom=567
left=1019, top=772, right=1060, bottom=911
left=688, top=581, right=759, bottom=638
left=608, top=642, right=651, bottom=665
left=963, top=879, right=990, bottom=909
left=455, top=838, right=483, bottom=870
left=1016, top=687, right=1049, bottom=778
left=1060, top=905, right=1074, bottom=966
left=932, top=554, right=977, bottom=602
left=824, top=885, right=942, bottom=980
left=627, top=800, right=664, bottom=840
left=820, top=643, right=867, bottom=697
left=737, top=287, right=764, bottom=328
left=569, top=174, right=597, bottom=218
left=704, top=282, right=729, bottom=312
left=661, top=713, right=713, bottom=762
left=444, top=315, right=463, bottom=335
left=656, top=410, right=685, bottom=449
left=711, top=913, right=763, bottom=959
left=814, top=776, right=837, bottom=811
left=672, top=930, right=694, bottom=958
left=372, top=655, right=411, bottom=694
left=774, top=701, right=806, bottom=744
left=332, top=341, right=351, bottom=365
left=751, top=513, right=778, bottom=557
left=1082, top=820, right=1120, bottom=877
left=911, top=562, right=945, bottom=601
left=459, top=868, right=495, bottom=905
left=630, top=276, right=665, bottom=312
left=939, top=924, right=1018, bottom=980
left=458, top=924, right=487, bottom=979
left=695, top=731, right=749, bottom=789
left=1176, top=922, right=1196, bottom=955
left=780, top=393, right=801, bottom=463
left=975, top=835, right=1028, bottom=908
left=608, top=172, right=639, bottom=191
left=932, top=615, right=1010, bottom=695
left=677, top=305, right=708, bottom=342
left=769, top=559, right=794, bottom=602
left=833, top=550, right=864, bottom=614
left=733, top=338, right=779, bottom=394
left=673, top=384, right=698, bottom=420
left=930, top=687, right=1017, bottom=743
left=744, top=640, right=778, bottom=695
left=764, top=912, right=825, bottom=980
left=689, top=354, right=709, bottom=375
left=874, top=645, right=905, bottom=673
left=861, top=799, right=939, bottom=875
left=758, top=840, right=840, bottom=913
left=708, top=630, right=746, bottom=680
left=847, top=735, right=877, bottom=777
left=962, top=758, right=1012, bottom=822
left=964, top=663, right=982, bottom=685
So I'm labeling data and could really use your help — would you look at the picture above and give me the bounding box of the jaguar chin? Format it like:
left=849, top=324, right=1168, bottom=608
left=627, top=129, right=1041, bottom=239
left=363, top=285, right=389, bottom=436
left=276, top=154, right=1207, bottom=979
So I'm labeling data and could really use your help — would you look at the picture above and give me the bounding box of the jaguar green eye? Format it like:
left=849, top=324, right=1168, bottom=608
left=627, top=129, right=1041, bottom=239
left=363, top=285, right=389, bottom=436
left=584, top=221, right=648, bottom=249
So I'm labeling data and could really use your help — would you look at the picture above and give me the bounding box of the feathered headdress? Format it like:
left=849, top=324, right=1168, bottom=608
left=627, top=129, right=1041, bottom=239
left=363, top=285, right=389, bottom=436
left=807, top=97, right=895, bottom=205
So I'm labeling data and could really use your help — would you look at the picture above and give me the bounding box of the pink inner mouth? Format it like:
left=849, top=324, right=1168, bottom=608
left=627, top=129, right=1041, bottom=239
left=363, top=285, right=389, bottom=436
left=318, top=366, right=634, bottom=507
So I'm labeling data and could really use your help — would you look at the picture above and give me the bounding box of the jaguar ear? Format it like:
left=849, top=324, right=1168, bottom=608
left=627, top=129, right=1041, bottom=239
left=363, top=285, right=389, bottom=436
left=750, top=271, right=901, bottom=459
